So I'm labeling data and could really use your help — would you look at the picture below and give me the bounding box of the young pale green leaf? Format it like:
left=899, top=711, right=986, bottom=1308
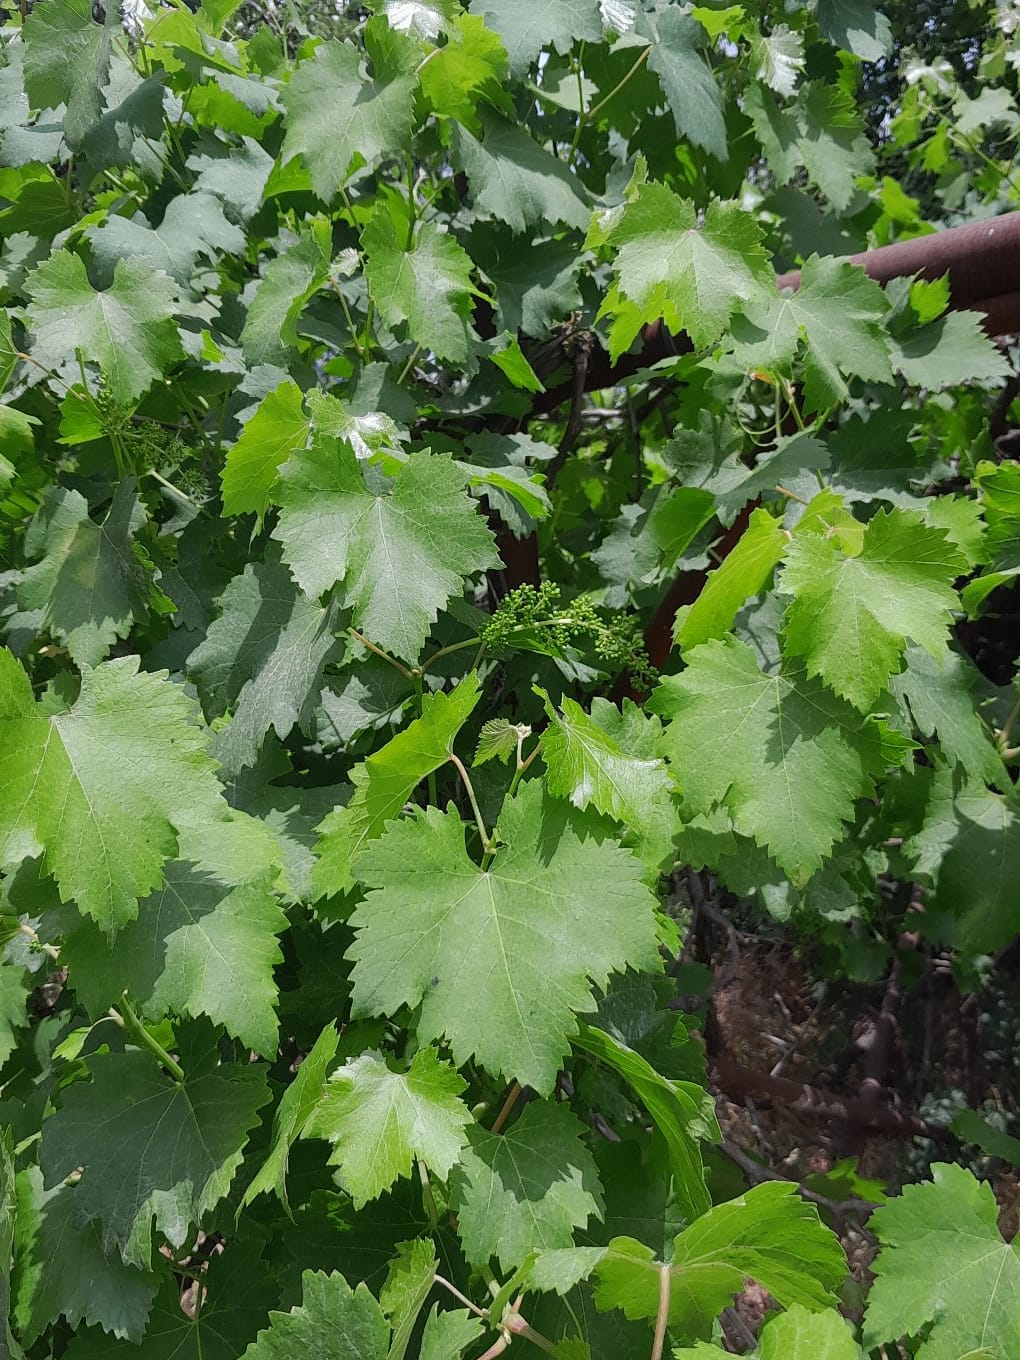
left=732, top=256, right=892, bottom=409
left=305, top=1047, right=471, bottom=1207
left=473, top=0, right=602, bottom=76
left=674, top=508, right=788, bottom=654
left=594, top=1182, right=846, bottom=1340
left=596, top=185, right=773, bottom=357
left=452, top=1102, right=603, bottom=1272
left=573, top=1023, right=715, bottom=1223
left=651, top=639, right=882, bottom=883
left=418, top=14, right=510, bottom=133
left=39, top=1051, right=269, bottom=1268
left=24, top=252, right=183, bottom=404
left=419, top=1305, right=485, bottom=1360
left=240, top=220, right=332, bottom=367
left=0, top=650, right=227, bottom=932
left=241, top=1023, right=341, bottom=1211
left=363, top=215, right=477, bottom=363
left=274, top=442, right=498, bottom=661
left=187, top=554, right=344, bottom=775
left=313, top=671, right=481, bottom=896
left=244, top=1269, right=389, bottom=1359
left=474, top=716, right=527, bottom=765
left=864, top=1163, right=1020, bottom=1360
left=220, top=380, right=310, bottom=517
left=22, top=0, right=117, bottom=147
left=780, top=509, right=967, bottom=711
left=647, top=8, right=727, bottom=159
left=16, top=481, right=155, bottom=669
left=13, top=1170, right=159, bottom=1344
left=280, top=42, right=416, bottom=202
left=540, top=692, right=676, bottom=872
left=347, top=781, right=661, bottom=1092
left=380, top=1238, right=440, bottom=1360
left=454, top=113, right=590, bottom=233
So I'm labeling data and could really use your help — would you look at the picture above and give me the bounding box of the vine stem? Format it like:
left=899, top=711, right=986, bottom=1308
left=110, top=997, right=185, bottom=1083
left=448, top=752, right=491, bottom=855
left=506, top=742, right=540, bottom=802
left=650, top=1264, right=671, bottom=1360
left=432, top=1274, right=489, bottom=1318
left=490, top=1081, right=522, bottom=1134
left=396, top=343, right=422, bottom=386
left=346, top=627, right=415, bottom=680
left=569, top=44, right=651, bottom=155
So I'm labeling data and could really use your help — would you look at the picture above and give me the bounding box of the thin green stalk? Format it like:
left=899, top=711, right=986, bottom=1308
left=347, top=626, right=415, bottom=680
left=506, top=741, right=540, bottom=802
left=417, top=1160, right=439, bottom=1231
left=396, top=343, right=422, bottom=386
left=569, top=44, right=651, bottom=156
left=650, top=1265, right=671, bottom=1360
left=112, top=998, right=185, bottom=1083
left=330, top=280, right=363, bottom=359
left=449, top=752, right=491, bottom=857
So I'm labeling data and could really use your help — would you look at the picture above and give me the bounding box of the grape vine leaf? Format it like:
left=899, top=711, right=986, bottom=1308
left=454, top=114, right=590, bottom=232
left=363, top=214, right=477, bottom=363
left=347, top=780, right=661, bottom=1092
left=187, top=135, right=275, bottom=223
left=419, top=1305, right=485, bottom=1360
left=379, top=1238, right=439, bottom=1360
left=305, top=1047, right=472, bottom=1207
left=540, top=692, right=676, bottom=872
left=188, top=553, right=343, bottom=775
left=0, top=650, right=227, bottom=932
left=274, top=442, right=498, bottom=661
left=240, top=220, right=331, bottom=367
left=864, top=1162, right=1020, bottom=1360
left=87, top=191, right=245, bottom=288
left=593, top=1182, right=846, bottom=1339
left=418, top=14, right=510, bottom=133
left=243, top=1269, right=389, bottom=1359
left=780, top=509, right=967, bottom=711
left=39, top=1051, right=269, bottom=1267
left=220, top=380, right=309, bottom=517
left=890, top=645, right=1006, bottom=786
left=890, top=309, right=1012, bottom=388
left=731, top=255, right=892, bottom=409
left=674, top=508, right=788, bottom=653
left=22, top=0, right=117, bottom=148
left=473, top=0, right=602, bottom=76
left=817, top=0, right=891, bottom=60
left=595, top=185, right=773, bottom=357
left=0, top=965, right=30, bottom=1067
left=1, top=1130, right=22, bottom=1360
left=16, top=481, right=154, bottom=669
left=650, top=638, right=882, bottom=883
left=280, top=42, right=416, bottom=203
left=24, top=252, right=183, bottom=404
left=675, top=1302, right=863, bottom=1358
left=242, top=1022, right=340, bottom=1211
left=474, top=716, right=525, bottom=765
left=451, top=1101, right=604, bottom=1272
left=751, top=23, right=805, bottom=98
left=747, top=82, right=874, bottom=210
left=314, top=671, right=482, bottom=896
left=573, top=1023, right=716, bottom=1224
left=646, top=8, right=727, bottom=160
left=13, top=1170, right=159, bottom=1344
left=381, top=0, right=460, bottom=40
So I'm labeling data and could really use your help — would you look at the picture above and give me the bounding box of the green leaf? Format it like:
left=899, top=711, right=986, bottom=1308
left=455, top=113, right=590, bottom=233
left=16, top=481, right=154, bottom=668
left=950, top=1109, right=1020, bottom=1168
left=889, top=646, right=1006, bottom=786
left=780, top=509, right=967, bottom=711
left=240, top=220, right=332, bottom=367
left=188, top=553, right=343, bottom=775
left=864, top=1162, right=1020, bottom=1360
left=674, top=508, right=788, bottom=654
left=1, top=1130, right=23, bottom=1360
left=748, top=83, right=874, bottom=210
left=732, top=256, right=891, bottom=409
left=452, top=1101, right=603, bottom=1271
left=651, top=639, right=882, bottom=883
left=380, top=1238, right=439, bottom=1360
left=348, top=780, right=660, bottom=1092
left=87, top=191, right=244, bottom=287
left=751, top=23, right=805, bottom=97
left=418, top=14, right=510, bottom=133
left=274, top=442, right=498, bottom=661
left=647, top=9, right=727, bottom=160
left=473, top=0, right=602, bottom=76
left=0, top=650, right=226, bottom=932
left=221, top=381, right=309, bottom=517
left=241, top=1022, right=341, bottom=1211
left=39, top=1051, right=269, bottom=1268
left=280, top=42, right=416, bottom=202
left=596, top=186, right=773, bottom=357
left=573, top=1023, right=715, bottom=1223
left=187, top=135, right=275, bottom=223
left=13, top=1169, right=159, bottom=1343
left=890, top=309, right=1012, bottom=389
left=540, top=692, right=676, bottom=872
left=419, top=1305, right=485, bottom=1360
left=24, top=252, right=183, bottom=404
left=23, top=0, right=117, bottom=147
left=475, top=716, right=527, bottom=765
left=314, top=673, right=481, bottom=896
left=243, top=1269, right=389, bottom=1359
left=675, top=1304, right=863, bottom=1358
left=0, top=964, right=30, bottom=1067
left=306, top=1047, right=471, bottom=1207
left=817, top=0, right=891, bottom=60
left=364, top=214, right=477, bottom=363
left=594, top=1182, right=846, bottom=1339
